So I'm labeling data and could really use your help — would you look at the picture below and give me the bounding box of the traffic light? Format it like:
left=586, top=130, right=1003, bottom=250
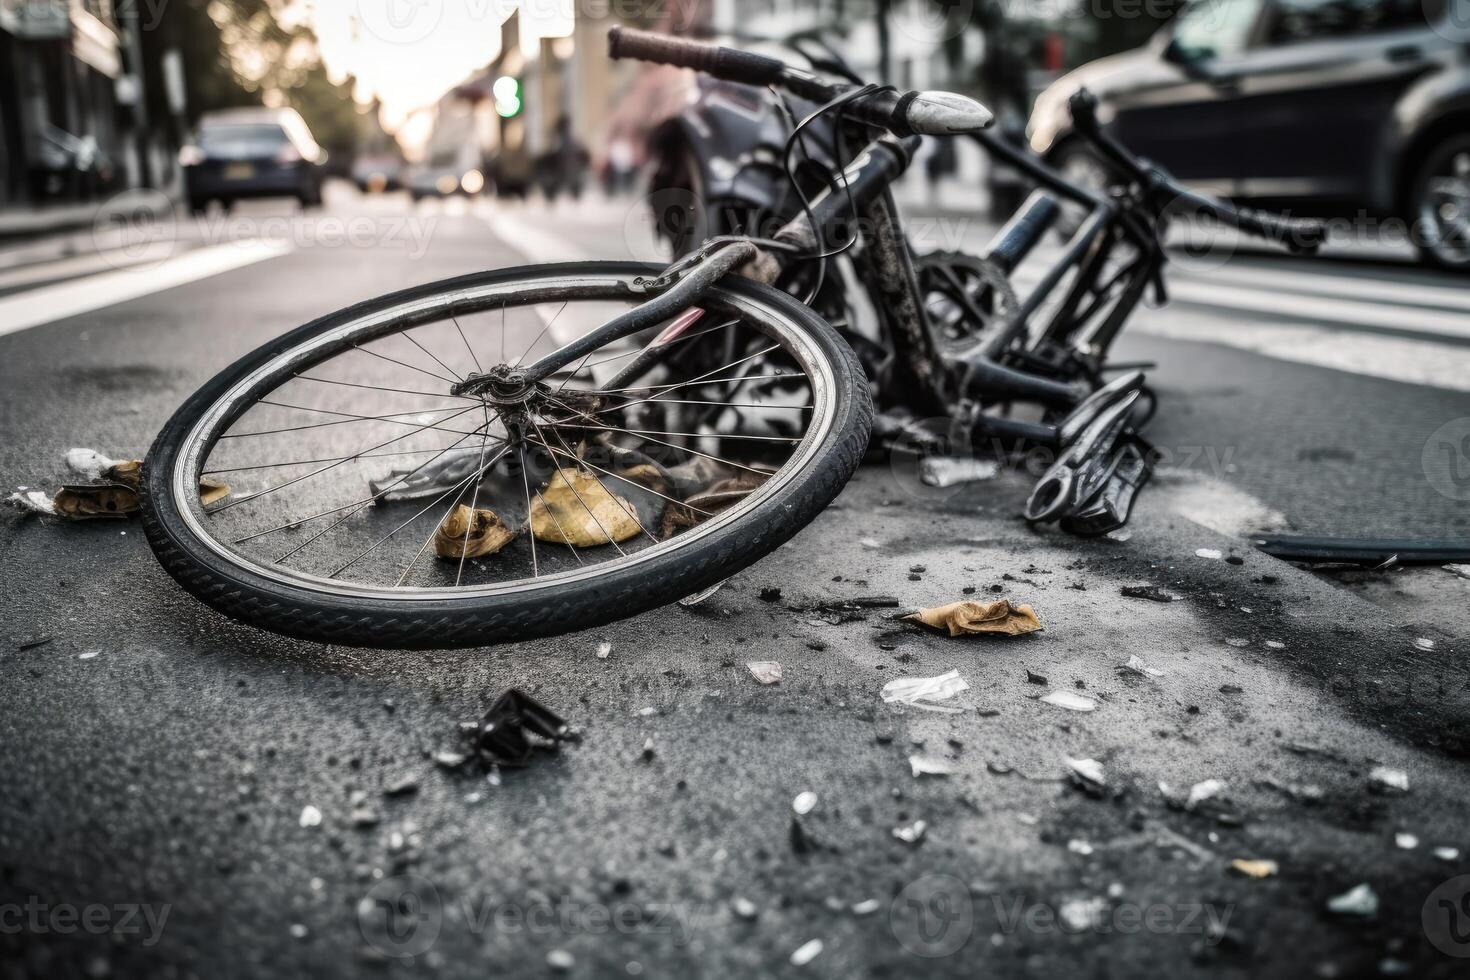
left=493, top=76, right=522, bottom=118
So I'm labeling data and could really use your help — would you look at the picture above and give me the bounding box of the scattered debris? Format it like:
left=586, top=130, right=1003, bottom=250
left=383, top=776, right=419, bottom=798
left=1413, top=637, right=1436, bottom=652
left=793, top=791, right=818, bottom=815
left=432, top=505, right=514, bottom=559
left=1186, top=779, right=1227, bottom=810
left=78, top=650, right=99, bottom=660
left=1256, top=776, right=1324, bottom=805
left=747, top=661, right=782, bottom=685
left=9, top=449, right=228, bottom=520
left=789, top=939, right=824, bottom=967
left=641, top=737, right=656, bottom=762
left=596, top=641, right=612, bottom=660
left=1230, top=859, right=1278, bottom=879
left=1026, top=670, right=1049, bottom=685
left=299, top=805, right=322, bottom=829
left=1122, top=655, right=1164, bottom=678
left=1433, top=846, right=1460, bottom=861
left=731, top=897, right=758, bottom=920
left=1224, top=638, right=1250, bottom=648
left=1264, top=640, right=1286, bottom=650
left=904, top=599, right=1041, bottom=637
left=1395, top=833, right=1419, bottom=850
left=1058, top=896, right=1109, bottom=931
left=1368, top=766, right=1409, bottom=795
left=892, top=820, right=927, bottom=845
left=1326, top=883, right=1378, bottom=918
left=850, top=899, right=881, bottom=916
left=1065, top=757, right=1107, bottom=796
left=530, top=468, right=641, bottom=546
left=1040, top=690, right=1097, bottom=712
left=1067, top=839, right=1095, bottom=856
left=859, top=537, right=880, bottom=549
left=880, top=670, right=969, bottom=713
left=475, top=689, right=576, bottom=767
left=909, top=755, right=955, bottom=778
left=1195, top=548, right=1223, bottom=560
left=679, top=580, right=726, bottom=606
left=919, top=456, right=999, bottom=488
left=432, top=749, right=468, bottom=770
left=758, top=586, right=783, bottom=602
left=1121, top=585, right=1176, bottom=603
left=546, top=949, right=575, bottom=972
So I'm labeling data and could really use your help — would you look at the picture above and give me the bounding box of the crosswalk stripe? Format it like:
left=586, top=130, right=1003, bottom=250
left=1178, top=261, right=1470, bottom=314
left=0, top=239, right=292, bottom=339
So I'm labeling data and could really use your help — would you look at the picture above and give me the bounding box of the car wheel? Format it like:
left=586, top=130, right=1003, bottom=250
left=1411, top=135, right=1470, bottom=272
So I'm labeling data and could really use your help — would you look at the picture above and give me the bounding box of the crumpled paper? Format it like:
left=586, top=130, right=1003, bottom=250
left=531, top=468, right=641, bottom=546
left=434, top=505, right=515, bottom=559
left=904, top=598, right=1042, bottom=637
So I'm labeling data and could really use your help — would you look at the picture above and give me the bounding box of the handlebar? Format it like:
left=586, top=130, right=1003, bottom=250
left=1067, top=90, right=1324, bottom=255
left=608, top=26, right=993, bottom=136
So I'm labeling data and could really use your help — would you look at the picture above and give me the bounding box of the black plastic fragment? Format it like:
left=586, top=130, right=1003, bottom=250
left=1253, top=535, right=1470, bottom=566
left=476, top=689, right=576, bottom=767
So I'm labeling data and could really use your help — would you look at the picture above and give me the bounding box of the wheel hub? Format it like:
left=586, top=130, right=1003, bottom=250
left=452, top=364, right=536, bottom=405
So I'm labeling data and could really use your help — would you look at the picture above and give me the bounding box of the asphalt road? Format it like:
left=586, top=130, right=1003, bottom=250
left=2, top=186, right=1469, bottom=979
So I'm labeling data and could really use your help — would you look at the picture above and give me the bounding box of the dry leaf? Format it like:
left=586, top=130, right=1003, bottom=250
left=104, top=459, right=143, bottom=488
left=52, top=483, right=139, bottom=519
left=905, top=599, right=1042, bottom=637
left=199, top=478, right=231, bottom=507
left=434, top=505, right=516, bottom=559
left=531, top=468, right=641, bottom=547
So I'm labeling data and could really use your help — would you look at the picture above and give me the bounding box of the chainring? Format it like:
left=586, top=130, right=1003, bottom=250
left=915, top=250, right=1020, bottom=349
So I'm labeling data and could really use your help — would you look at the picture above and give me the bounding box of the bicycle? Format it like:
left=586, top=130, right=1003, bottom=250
left=140, top=28, right=1324, bottom=649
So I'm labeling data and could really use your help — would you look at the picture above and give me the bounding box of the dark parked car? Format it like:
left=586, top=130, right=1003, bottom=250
left=181, top=108, right=327, bottom=211
left=1028, top=0, right=1470, bottom=269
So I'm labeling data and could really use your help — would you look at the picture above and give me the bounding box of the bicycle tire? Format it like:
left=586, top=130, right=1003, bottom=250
left=140, top=261, right=872, bottom=649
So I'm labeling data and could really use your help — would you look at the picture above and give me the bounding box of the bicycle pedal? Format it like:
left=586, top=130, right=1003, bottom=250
left=1059, top=436, right=1159, bottom=537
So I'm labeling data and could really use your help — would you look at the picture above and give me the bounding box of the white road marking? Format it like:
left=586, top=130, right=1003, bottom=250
left=0, top=239, right=292, bottom=339
left=1190, top=262, right=1470, bottom=314
left=480, top=206, right=596, bottom=263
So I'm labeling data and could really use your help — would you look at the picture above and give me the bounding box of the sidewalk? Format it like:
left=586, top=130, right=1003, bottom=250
left=0, top=200, right=101, bottom=241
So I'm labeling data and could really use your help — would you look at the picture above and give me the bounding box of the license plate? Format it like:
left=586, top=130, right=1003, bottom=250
left=223, top=162, right=255, bottom=180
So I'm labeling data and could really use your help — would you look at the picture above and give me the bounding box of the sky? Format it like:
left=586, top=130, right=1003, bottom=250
left=307, top=0, right=575, bottom=148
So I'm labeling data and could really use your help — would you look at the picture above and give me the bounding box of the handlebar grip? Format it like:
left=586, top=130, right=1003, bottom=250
left=1231, top=207, right=1326, bottom=255
left=608, top=26, right=786, bottom=86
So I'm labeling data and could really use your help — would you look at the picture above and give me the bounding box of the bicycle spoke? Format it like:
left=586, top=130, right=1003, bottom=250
left=452, top=313, right=483, bottom=375
left=294, top=375, right=478, bottom=401
left=220, top=402, right=478, bottom=440
left=525, top=432, right=713, bottom=519
left=204, top=443, right=497, bottom=477
left=217, top=404, right=482, bottom=516
left=455, top=407, right=495, bottom=587
left=512, top=301, right=568, bottom=367
left=518, top=444, right=540, bottom=577
left=352, top=343, right=458, bottom=385
left=274, top=435, right=506, bottom=562
left=582, top=344, right=781, bottom=396
left=403, top=331, right=463, bottom=382
left=541, top=395, right=774, bottom=476
left=549, top=422, right=800, bottom=444
left=241, top=422, right=493, bottom=548
left=328, top=440, right=507, bottom=579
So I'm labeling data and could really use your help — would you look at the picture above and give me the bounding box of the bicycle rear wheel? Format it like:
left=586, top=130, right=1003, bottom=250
left=141, top=261, right=871, bottom=648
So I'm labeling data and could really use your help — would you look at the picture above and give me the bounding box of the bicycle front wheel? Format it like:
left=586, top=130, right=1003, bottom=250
left=141, top=261, right=871, bottom=648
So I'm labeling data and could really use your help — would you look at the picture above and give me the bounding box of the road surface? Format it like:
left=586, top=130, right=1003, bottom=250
left=1, top=186, right=1468, bottom=979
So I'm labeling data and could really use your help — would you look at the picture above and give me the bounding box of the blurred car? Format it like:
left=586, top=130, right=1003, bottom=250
left=350, top=152, right=404, bottom=193
left=1028, top=0, right=1470, bottom=270
left=404, top=148, right=485, bottom=200
left=180, top=108, right=327, bottom=211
